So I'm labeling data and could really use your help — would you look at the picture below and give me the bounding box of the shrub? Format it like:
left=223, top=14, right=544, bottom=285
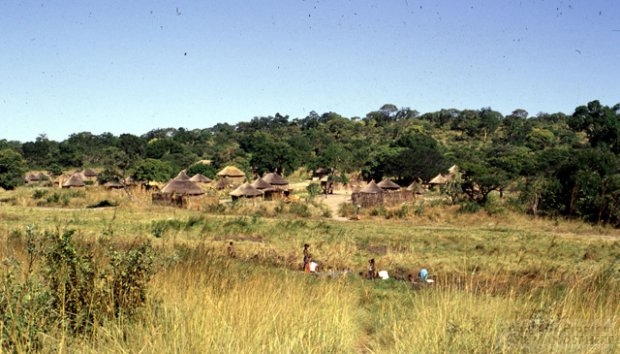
left=1, top=226, right=156, bottom=351
left=306, top=182, right=322, bottom=200
left=289, top=202, right=311, bottom=218
left=32, top=189, right=48, bottom=200
left=1, top=250, right=49, bottom=352
left=107, top=242, right=156, bottom=318
left=414, top=201, right=425, bottom=216
left=42, top=229, right=102, bottom=333
left=46, top=192, right=61, bottom=204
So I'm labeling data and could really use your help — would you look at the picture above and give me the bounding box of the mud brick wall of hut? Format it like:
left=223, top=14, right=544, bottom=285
left=151, top=192, right=187, bottom=208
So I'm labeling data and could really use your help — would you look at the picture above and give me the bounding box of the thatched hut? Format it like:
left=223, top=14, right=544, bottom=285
left=356, top=180, right=389, bottom=206
left=448, top=165, right=459, bottom=175
left=377, top=179, right=400, bottom=191
left=82, top=168, right=98, bottom=178
left=352, top=180, right=383, bottom=207
left=251, top=177, right=273, bottom=191
left=160, top=171, right=204, bottom=195
left=229, top=182, right=263, bottom=201
left=216, top=166, right=246, bottom=186
left=407, top=182, right=426, bottom=195
left=62, top=173, right=86, bottom=188
left=262, top=172, right=290, bottom=199
left=429, top=173, right=448, bottom=186
left=359, top=180, right=383, bottom=194
left=252, top=177, right=277, bottom=199
left=353, top=180, right=413, bottom=207
left=189, top=173, right=212, bottom=183
left=153, top=171, right=205, bottom=208
left=263, top=172, right=289, bottom=189
left=215, top=177, right=233, bottom=190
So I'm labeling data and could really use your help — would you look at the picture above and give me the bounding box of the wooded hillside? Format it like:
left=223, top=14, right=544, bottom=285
left=2, top=100, right=620, bottom=225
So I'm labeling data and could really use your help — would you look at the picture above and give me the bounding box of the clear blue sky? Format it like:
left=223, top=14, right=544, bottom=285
left=1, top=0, right=619, bottom=142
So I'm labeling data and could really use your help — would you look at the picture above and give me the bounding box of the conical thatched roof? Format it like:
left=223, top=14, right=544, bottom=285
left=217, top=166, right=245, bottom=178
left=448, top=164, right=459, bottom=175
left=174, top=171, right=191, bottom=181
left=229, top=182, right=263, bottom=198
left=359, top=180, right=383, bottom=194
left=160, top=173, right=204, bottom=195
left=429, top=174, right=448, bottom=185
left=251, top=177, right=273, bottom=191
left=215, top=177, right=232, bottom=190
left=262, top=172, right=289, bottom=186
left=82, top=168, right=98, bottom=177
left=407, top=182, right=426, bottom=194
left=62, top=173, right=85, bottom=188
left=377, top=179, right=400, bottom=190
left=189, top=173, right=212, bottom=183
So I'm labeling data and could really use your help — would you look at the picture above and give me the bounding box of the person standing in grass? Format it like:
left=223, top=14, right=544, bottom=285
left=303, top=243, right=310, bottom=271
left=227, top=241, right=236, bottom=258
left=368, top=258, right=377, bottom=279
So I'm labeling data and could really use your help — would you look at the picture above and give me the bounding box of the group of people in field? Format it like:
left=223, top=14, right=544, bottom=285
left=227, top=241, right=431, bottom=285
left=302, top=244, right=433, bottom=285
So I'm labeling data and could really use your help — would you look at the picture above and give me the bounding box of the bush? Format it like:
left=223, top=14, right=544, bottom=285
left=289, top=203, right=311, bottom=218
left=414, top=201, right=425, bottom=216
left=306, top=182, right=322, bottom=200
left=32, top=189, right=48, bottom=199
left=1, top=226, right=156, bottom=353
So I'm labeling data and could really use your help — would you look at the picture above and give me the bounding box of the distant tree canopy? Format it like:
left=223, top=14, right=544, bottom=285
left=0, top=148, right=27, bottom=190
left=7, top=100, right=620, bottom=226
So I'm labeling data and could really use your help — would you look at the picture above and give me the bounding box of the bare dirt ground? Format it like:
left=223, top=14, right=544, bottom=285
left=317, top=190, right=351, bottom=221
left=289, top=181, right=352, bottom=221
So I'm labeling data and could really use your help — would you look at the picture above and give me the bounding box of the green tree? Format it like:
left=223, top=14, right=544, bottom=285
left=100, top=147, right=130, bottom=180
left=240, top=132, right=301, bottom=175
left=456, top=147, right=515, bottom=204
left=568, top=100, right=620, bottom=153
left=551, top=147, right=620, bottom=224
left=131, top=158, right=173, bottom=184
left=117, top=133, right=146, bottom=162
left=384, top=133, right=446, bottom=182
left=0, top=148, right=27, bottom=190
left=21, top=134, right=59, bottom=169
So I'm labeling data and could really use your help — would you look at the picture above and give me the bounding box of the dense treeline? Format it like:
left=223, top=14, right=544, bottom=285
left=2, top=100, right=620, bottom=225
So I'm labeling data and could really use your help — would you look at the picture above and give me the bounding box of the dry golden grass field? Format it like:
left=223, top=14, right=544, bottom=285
left=1, top=185, right=619, bottom=353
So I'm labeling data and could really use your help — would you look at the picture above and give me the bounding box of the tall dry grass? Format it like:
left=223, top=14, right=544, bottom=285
left=55, top=254, right=362, bottom=353
left=1, top=185, right=620, bottom=353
